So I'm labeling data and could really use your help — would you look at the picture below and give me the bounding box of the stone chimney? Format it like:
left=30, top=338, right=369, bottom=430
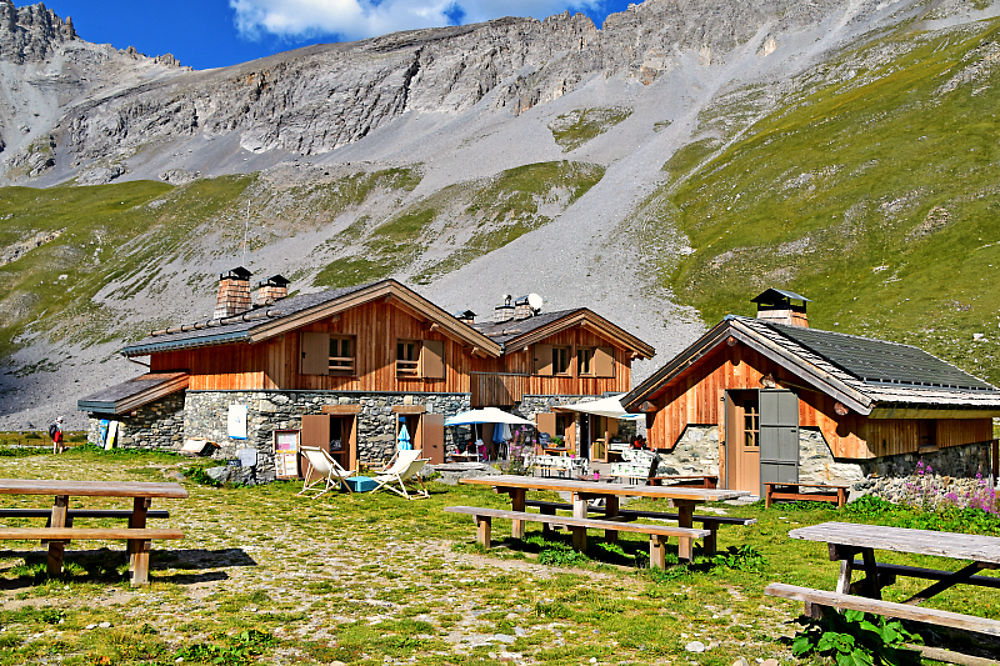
left=254, top=274, right=290, bottom=307
left=494, top=295, right=515, bottom=324
left=752, top=288, right=810, bottom=328
left=213, top=267, right=252, bottom=319
left=455, top=310, right=476, bottom=325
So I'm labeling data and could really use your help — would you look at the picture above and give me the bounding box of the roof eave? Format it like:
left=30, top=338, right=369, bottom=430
left=122, top=330, right=252, bottom=357
left=503, top=310, right=656, bottom=358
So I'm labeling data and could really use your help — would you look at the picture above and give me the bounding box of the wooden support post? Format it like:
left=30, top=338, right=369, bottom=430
left=649, top=535, right=667, bottom=569
left=128, top=497, right=151, bottom=570
left=572, top=494, right=588, bottom=520
left=836, top=487, right=848, bottom=508
left=861, top=548, right=881, bottom=599
left=46, top=495, right=68, bottom=577
left=476, top=516, right=492, bottom=549
left=702, top=519, right=718, bottom=556
left=764, top=483, right=773, bottom=509
left=674, top=500, right=694, bottom=561
left=131, top=539, right=152, bottom=586
left=604, top=495, right=619, bottom=543
left=572, top=526, right=587, bottom=551
left=510, top=489, right=525, bottom=540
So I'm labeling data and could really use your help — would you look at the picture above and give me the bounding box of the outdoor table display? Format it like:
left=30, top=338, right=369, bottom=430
left=460, top=474, right=748, bottom=559
left=788, top=521, right=1000, bottom=602
left=0, top=478, right=188, bottom=584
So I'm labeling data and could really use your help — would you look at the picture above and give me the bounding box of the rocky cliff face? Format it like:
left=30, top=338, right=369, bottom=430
left=0, top=0, right=75, bottom=64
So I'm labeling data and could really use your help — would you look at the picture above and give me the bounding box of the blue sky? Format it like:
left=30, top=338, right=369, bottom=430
left=21, top=1, right=639, bottom=70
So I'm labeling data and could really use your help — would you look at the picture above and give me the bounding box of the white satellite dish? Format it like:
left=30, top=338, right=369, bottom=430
left=527, top=293, right=543, bottom=312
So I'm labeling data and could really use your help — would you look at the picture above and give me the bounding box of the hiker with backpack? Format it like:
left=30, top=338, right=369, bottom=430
left=49, top=417, right=65, bottom=454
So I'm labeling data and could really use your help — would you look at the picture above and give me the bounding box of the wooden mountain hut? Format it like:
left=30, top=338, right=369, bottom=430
left=622, top=289, right=1000, bottom=498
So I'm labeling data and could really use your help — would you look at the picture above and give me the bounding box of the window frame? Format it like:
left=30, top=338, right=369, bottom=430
left=328, top=335, right=356, bottom=376
left=551, top=345, right=572, bottom=376
left=577, top=347, right=596, bottom=377
left=396, top=339, right=421, bottom=377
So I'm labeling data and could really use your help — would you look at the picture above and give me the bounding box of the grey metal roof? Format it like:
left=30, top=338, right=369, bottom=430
left=769, top=321, right=993, bottom=391
left=122, top=283, right=377, bottom=356
left=77, top=372, right=188, bottom=414
left=473, top=309, right=583, bottom=347
left=625, top=315, right=1000, bottom=413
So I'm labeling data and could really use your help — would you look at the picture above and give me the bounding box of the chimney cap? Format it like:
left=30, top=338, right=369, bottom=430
left=257, top=274, right=290, bottom=288
left=454, top=309, right=477, bottom=318
left=221, top=266, right=252, bottom=281
left=751, top=288, right=811, bottom=306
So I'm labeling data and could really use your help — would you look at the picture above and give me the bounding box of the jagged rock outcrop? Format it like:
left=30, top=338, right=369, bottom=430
left=0, top=0, right=75, bottom=65
left=0, top=0, right=953, bottom=185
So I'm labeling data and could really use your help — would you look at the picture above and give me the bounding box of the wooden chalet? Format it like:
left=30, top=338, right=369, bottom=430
left=622, top=289, right=1000, bottom=497
left=79, top=270, right=654, bottom=482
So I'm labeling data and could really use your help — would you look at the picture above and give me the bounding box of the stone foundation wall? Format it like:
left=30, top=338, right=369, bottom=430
left=84, top=391, right=185, bottom=450
left=654, top=425, right=720, bottom=476
left=184, top=390, right=470, bottom=483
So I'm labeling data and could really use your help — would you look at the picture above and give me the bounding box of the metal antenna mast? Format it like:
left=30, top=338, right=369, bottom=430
left=242, top=201, right=250, bottom=266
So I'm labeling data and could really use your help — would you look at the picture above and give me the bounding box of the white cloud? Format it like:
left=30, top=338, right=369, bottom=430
left=230, top=0, right=605, bottom=42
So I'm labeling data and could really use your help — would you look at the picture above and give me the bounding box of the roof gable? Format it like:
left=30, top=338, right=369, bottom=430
left=474, top=309, right=655, bottom=358
left=122, top=280, right=502, bottom=357
left=623, top=316, right=1000, bottom=415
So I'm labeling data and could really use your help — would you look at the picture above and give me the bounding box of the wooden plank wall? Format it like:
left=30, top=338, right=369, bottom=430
left=150, top=300, right=476, bottom=394
left=643, top=343, right=994, bottom=461
left=470, top=328, right=631, bottom=402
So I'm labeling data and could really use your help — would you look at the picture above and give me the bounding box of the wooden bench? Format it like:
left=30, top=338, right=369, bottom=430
left=764, top=482, right=848, bottom=508
left=445, top=505, right=710, bottom=567
left=0, top=527, right=184, bottom=585
left=765, top=582, right=1000, bottom=637
left=523, top=499, right=756, bottom=553
left=648, top=475, right=718, bottom=489
left=0, top=508, right=170, bottom=524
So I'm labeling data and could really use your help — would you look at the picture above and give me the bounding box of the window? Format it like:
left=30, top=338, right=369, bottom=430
left=743, top=404, right=759, bottom=449
left=577, top=347, right=595, bottom=376
left=396, top=339, right=420, bottom=377
left=552, top=346, right=571, bottom=375
left=329, top=336, right=355, bottom=375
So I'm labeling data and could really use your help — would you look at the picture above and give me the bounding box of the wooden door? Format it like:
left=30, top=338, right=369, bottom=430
left=759, top=389, right=799, bottom=494
left=300, top=414, right=331, bottom=480
left=724, top=390, right=760, bottom=494
left=421, top=413, right=445, bottom=464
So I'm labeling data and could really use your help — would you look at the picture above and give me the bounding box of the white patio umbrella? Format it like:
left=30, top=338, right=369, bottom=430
left=554, top=394, right=640, bottom=419
left=444, top=407, right=534, bottom=427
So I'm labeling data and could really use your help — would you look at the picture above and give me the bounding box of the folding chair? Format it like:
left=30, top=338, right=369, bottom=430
left=296, top=446, right=355, bottom=497
left=371, top=449, right=430, bottom=500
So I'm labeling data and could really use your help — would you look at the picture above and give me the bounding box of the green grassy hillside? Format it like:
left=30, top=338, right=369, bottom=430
left=643, top=17, right=1000, bottom=383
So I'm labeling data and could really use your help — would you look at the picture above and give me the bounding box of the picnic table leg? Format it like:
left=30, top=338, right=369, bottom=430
left=571, top=493, right=588, bottom=551
left=649, top=535, right=667, bottom=569
left=47, top=495, right=69, bottom=577
left=837, top=487, right=847, bottom=508
left=702, top=519, right=718, bottom=557
left=131, top=539, right=151, bottom=586
left=128, top=497, right=151, bottom=572
left=509, top=489, right=526, bottom=539
left=540, top=503, right=556, bottom=537
left=604, top=495, right=619, bottom=543
left=831, top=544, right=855, bottom=595
left=476, top=516, right=492, bottom=549
left=861, top=548, right=881, bottom=599
left=674, top=500, right=695, bottom=561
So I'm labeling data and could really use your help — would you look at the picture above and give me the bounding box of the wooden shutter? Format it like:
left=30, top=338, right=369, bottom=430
left=533, top=344, right=553, bottom=376
left=594, top=346, right=614, bottom=377
left=419, top=339, right=445, bottom=379
left=536, top=412, right=557, bottom=436
left=300, top=332, right=329, bottom=375
left=759, top=390, right=800, bottom=491
left=421, top=413, right=445, bottom=464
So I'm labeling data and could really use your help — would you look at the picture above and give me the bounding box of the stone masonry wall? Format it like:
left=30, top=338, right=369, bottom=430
left=84, top=391, right=185, bottom=450
left=184, top=390, right=470, bottom=483
left=654, top=425, right=720, bottom=476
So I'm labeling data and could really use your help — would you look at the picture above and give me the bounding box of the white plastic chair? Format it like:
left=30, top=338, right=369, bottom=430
left=372, top=449, right=430, bottom=500
left=297, top=446, right=355, bottom=497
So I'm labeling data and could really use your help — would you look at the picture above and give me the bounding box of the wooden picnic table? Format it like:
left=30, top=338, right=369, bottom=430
left=767, top=521, right=1000, bottom=647
left=460, top=475, right=747, bottom=559
left=0, top=478, right=188, bottom=585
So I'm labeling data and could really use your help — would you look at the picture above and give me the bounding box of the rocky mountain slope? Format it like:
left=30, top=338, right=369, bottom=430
left=1, top=0, right=999, bottom=427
